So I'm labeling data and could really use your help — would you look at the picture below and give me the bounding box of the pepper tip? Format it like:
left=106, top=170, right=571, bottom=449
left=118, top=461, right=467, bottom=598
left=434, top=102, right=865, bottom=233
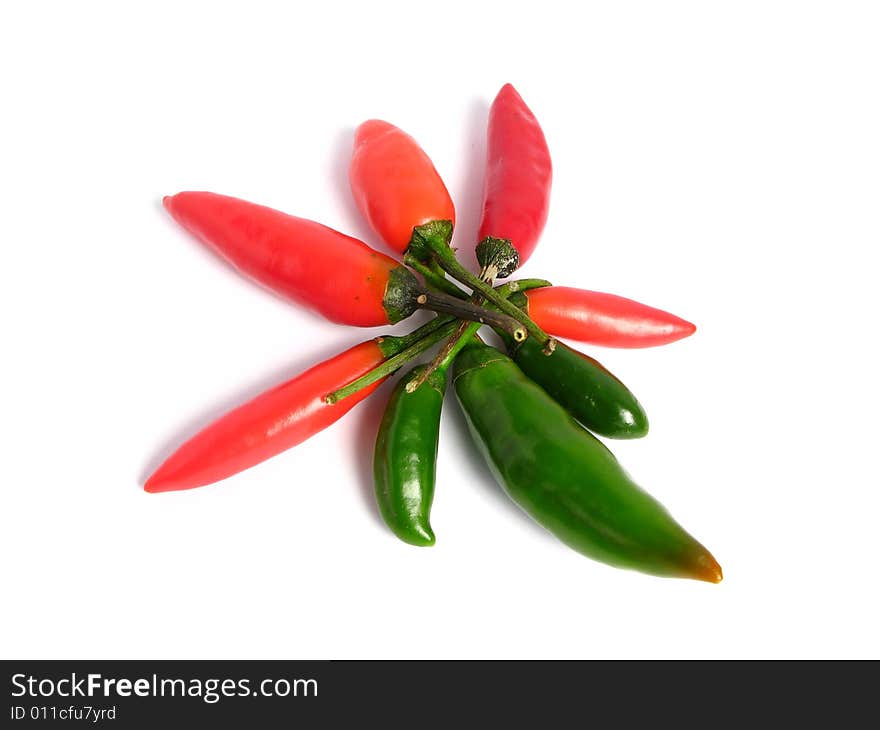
left=144, top=469, right=176, bottom=493
left=693, top=553, right=723, bottom=584
left=143, top=474, right=163, bottom=493
left=495, top=82, right=523, bottom=104
left=354, top=119, right=395, bottom=147
left=400, top=523, right=435, bottom=547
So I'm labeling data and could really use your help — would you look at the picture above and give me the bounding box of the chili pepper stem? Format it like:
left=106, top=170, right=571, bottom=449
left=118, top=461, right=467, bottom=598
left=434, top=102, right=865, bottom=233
left=409, top=276, right=558, bottom=392
left=478, top=263, right=497, bottom=283
left=399, top=264, right=552, bottom=304
left=416, top=290, right=526, bottom=342
left=475, top=267, right=556, bottom=356
left=496, top=278, right=552, bottom=298
left=379, top=314, right=452, bottom=355
left=405, top=319, right=481, bottom=393
left=324, top=321, right=460, bottom=405
left=403, top=253, right=465, bottom=298
left=499, top=279, right=556, bottom=353
left=440, top=322, right=483, bottom=368
left=405, top=275, right=549, bottom=393
left=422, top=236, right=552, bottom=349
left=405, top=264, right=493, bottom=392
left=327, top=278, right=555, bottom=404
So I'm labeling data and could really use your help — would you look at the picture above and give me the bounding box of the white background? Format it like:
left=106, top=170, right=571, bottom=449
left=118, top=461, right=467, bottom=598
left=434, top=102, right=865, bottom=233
left=2, top=1, right=878, bottom=659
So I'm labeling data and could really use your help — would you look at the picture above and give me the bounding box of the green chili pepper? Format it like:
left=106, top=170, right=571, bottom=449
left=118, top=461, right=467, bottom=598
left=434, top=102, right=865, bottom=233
left=373, top=364, right=447, bottom=546
left=453, top=342, right=721, bottom=582
left=500, top=304, right=648, bottom=438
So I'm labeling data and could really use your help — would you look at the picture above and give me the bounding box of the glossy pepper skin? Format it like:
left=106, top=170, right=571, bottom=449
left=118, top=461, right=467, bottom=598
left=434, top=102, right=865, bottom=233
left=163, top=192, right=413, bottom=326
left=503, top=331, right=649, bottom=439
left=453, top=343, right=721, bottom=582
left=349, top=120, right=456, bottom=254
left=476, top=84, right=552, bottom=275
left=373, top=364, right=447, bottom=546
left=520, top=287, right=696, bottom=348
left=145, top=340, right=388, bottom=492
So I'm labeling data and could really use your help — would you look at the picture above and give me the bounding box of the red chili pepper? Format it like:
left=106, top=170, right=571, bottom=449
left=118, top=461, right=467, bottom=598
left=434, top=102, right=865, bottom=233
left=519, top=287, right=696, bottom=348
left=476, top=83, right=552, bottom=276
left=144, top=341, right=387, bottom=492
left=163, top=192, right=413, bottom=326
left=349, top=120, right=455, bottom=254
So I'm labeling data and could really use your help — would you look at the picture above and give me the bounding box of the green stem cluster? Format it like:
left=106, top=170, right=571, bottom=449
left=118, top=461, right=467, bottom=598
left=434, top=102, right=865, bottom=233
left=324, top=277, right=552, bottom=404
left=427, top=242, right=551, bottom=347
left=324, top=320, right=460, bottom=405
left=406, top=221, right=552, bottom=349
left=326, top=215, right=555, bottom=404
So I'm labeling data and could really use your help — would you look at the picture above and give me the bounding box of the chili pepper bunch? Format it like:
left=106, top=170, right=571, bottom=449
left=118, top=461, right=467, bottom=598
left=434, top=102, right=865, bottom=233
left=147, top=84, right=721, bottom=583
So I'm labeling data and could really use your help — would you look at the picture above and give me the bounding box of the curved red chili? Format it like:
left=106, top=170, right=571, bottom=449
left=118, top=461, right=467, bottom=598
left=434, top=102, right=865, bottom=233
left=144, top=340, right=387, bottom=492
left=520, top=287, right=696, bottom=348
left=163, top=192, right=411, bottom=326
left=349, top=120, right=455, bottom=254
left=476, top=83, right=552, bottom=276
